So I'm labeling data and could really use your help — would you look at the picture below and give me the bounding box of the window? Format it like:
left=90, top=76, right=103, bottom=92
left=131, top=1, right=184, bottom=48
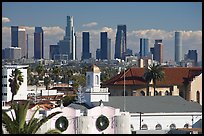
left=170, top=124, right=176, bottom=130
left=165, top=91, right=169, bottom=95
left=184, top=123, right=189, bottom=128
left=159, top=91, right=162, bottom=96
left=87, top=75, right=90, bottom=85
left=95, top=75, right=99, bottom=85
left=196, top=91, right=200, bottom=103
left=141, top=124, right=148, bottom=130
left=155, top=91, right=159, bottom=96
left=155, top=124, right=162, bottom=130
left=140, top=91, right=145, bottom=96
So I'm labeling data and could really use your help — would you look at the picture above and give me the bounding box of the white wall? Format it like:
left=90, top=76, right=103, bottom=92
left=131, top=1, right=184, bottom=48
left=2, top=66, right=28, bottom=102
left=130, top=112, right=202, bottom=132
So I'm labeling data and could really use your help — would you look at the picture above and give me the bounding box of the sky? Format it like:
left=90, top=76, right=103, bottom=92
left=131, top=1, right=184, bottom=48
left=2, top=2, right=202, bottom=62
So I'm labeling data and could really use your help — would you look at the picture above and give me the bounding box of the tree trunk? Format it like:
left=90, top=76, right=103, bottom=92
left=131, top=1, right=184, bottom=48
left=146, top=82, right=149, bottom=96
left=153, top=80, right=156, bottom=96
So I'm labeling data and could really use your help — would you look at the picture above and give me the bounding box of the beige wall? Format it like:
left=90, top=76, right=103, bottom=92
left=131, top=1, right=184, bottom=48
left=190, top=74, right=202, bottom=105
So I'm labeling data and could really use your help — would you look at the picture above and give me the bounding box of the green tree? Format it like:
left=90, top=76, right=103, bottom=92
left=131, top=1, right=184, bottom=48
left=8, top=69, right=24, bottom=104
left=61, top=95, right=76, bottom=107
left=143, top=63, right=165, bottom=96
left=52, top=66, right=61, bottom=83
left=2, top=101, right=62, bottom=134
left=44, top=76, right=51, bottom=90
left=35, top=64, right=44, bottom=80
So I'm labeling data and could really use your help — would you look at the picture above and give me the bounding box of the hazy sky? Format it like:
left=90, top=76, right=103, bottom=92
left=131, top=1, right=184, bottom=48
left=2, top=2, right=202, bottom=62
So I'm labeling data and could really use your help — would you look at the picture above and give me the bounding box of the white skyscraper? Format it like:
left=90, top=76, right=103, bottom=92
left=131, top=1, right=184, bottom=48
left=175, top=31, right=182, bottom=64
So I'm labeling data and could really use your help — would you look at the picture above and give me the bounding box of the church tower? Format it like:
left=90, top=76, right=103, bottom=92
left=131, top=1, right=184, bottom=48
left=84, top=65, right=109, bottom=104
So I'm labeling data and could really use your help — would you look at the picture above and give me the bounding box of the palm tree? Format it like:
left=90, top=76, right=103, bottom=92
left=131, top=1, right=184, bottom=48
left=44, top=76, right=52, bottom=97
left=35, top=64, right=44, bottom=80
left=143, top=63, right=165, bottom=96
left=8, top=69, right=24, bottom=105
left=2, top=101, right=62, bottom=134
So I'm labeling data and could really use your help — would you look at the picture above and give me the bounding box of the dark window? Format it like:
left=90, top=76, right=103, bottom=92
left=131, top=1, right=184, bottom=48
left=155, top=124, right=162, bottom=130
left=196, top=91, right=200, bottom=103
left=165, top=91, right=170, bottom=95
left=170, top=124, right=176, bottom=130
left=141, top=124, right=148, bottom=130
left=140, top=91, right=145, bottom=96
left=184, top=123, right=189, bottom=128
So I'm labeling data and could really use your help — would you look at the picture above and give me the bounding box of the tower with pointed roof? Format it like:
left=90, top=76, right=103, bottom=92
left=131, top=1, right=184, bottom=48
left=84, top=65, right=110, bottom=104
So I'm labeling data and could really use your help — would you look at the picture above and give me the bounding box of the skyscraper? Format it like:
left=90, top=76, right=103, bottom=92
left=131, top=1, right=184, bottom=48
left=140, top=38, right=149, bottom=58
left=34, top=27, right=44, bottom=59
left=186, top=50, right=198, bottom=66
left=175, top=31, right=182, bottom=64
left=107, top=38, right=111, bottom=60
left=82, top=32, right=91, bottom=60
left=11, top=26, right=27, bottom=58
left=50, top=45, right=59, bottom=60
left=58, top=16, right=76, bottom=60
left=100, top=32, right=108, bottom=60
left=96, top=49, right=101, bottom=60
left=153, top=39, right=163, bottom=63
left=115, top=25, right=127, bottom=59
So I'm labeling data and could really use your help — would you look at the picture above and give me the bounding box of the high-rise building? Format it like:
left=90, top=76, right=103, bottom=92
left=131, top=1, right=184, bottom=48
left=115, top=25, right=127, bottom=59
left=58, top=16, right=76, bottom=60
left=140, top=38, right=149, bottom=58
left=34, top=27, right=44, bottom=59
left=186, top=50, right=198, bottom=66
left=107, top=38, right=111, bottom=60
left=11, top=26, right=27, bottom=58
left=96, top=49, right=101, bottom=60
left=100, top=32, right=108, bottom=60
left=4, top=47, right=21, bottom=60
left=50, top=45, right=59, bottom=60
left=175, top=31, right=182, bottom=64
left=153, top=39, right=163, bottom=63
left=82, top=32, right=91, bottom=60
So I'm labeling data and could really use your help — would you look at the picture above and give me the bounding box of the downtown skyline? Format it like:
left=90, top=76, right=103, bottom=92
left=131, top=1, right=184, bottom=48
left=2, top=2, right=202, bottom=62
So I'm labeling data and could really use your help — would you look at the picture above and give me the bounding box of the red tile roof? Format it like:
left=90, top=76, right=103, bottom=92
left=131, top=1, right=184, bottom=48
left=102, top=67, right=202, bottom=86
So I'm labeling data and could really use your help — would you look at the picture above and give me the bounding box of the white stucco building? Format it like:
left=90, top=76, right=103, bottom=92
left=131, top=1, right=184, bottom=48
left=2, top=65, right=28, bottom=105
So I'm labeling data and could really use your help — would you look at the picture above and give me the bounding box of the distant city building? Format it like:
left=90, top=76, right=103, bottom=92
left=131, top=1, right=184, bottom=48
left=34, top=27, right=44, bottom=59
left=115, top=25, right=127, bottom=60
left=82, top=32, right=91, bottom=60
left=100, top=32, right=108, bottom=60
left=96, top=48, right=101, bottom=60
left=140, top=38, right=149, bottom=58
left=58, top=16, right=76, bottom=60
left=175, top=31, right=182, bottom=64
left=185, top=50, right=198, bottom=66
left=11, top=26, right=27, bottom=58
left=49, top=45, right=59, bottom=60
left=2, top=65, right=28, bottom=103
left=107, top=38, right=111, bottom=60
left=153, top=39, right=163, bottom=63
left=4, top=47, right=21, bottom=60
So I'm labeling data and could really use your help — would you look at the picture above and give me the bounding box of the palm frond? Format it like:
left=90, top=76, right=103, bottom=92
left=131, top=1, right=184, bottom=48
left=45, top=129, right=61, bottom=134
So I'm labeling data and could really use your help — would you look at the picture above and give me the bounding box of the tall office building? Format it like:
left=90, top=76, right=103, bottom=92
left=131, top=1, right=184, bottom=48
left=50, top=45, right=59, bottom=60
left=82, top=32, right=91, bottom=60
left=34, top=27, right=44, bottom=59
left=4, top=47, right=21, bottom=60
left=107, top=38, right=111, bottom=60
left=11, top=26, right=27, bottom=58
left=58, top=16, right=76, bottom=60
left=96, top=49, right=101, bottom=60
left=140, top=38, right=149, bottom=58
left=153, top=39, right=163, bottom=63
left=186, top=50, right=198, bottom=66
left=175, top=31, right=182, bottom=64
left=100, top=32, right=108, bottom=60
left=115, top=25, right=127, bottom=59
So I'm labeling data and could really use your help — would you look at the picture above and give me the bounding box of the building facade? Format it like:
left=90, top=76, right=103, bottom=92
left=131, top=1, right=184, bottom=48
left=100, top=32, right=108, bottom=60
left=11, top=26, right=27, bottom=58
left=4, top=47, right=21, bottom=60
left=82, top=32, right=91, bottom=60
left=115, top=25, right=127, bottom=60
left=2, top=65, right=28, bottom=104
left=140, top=38, right=149, bottom=58
left=49, top=45, right=60, bottom=60
left=153, top=39, right=163, bottom=63
left=34, top=27, right=44, bottom=59
left=58, top=16, right=76, bottom=60
left=185, top=50, right=198, bottom=66
left=175, top=31, right=183, bottom=64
